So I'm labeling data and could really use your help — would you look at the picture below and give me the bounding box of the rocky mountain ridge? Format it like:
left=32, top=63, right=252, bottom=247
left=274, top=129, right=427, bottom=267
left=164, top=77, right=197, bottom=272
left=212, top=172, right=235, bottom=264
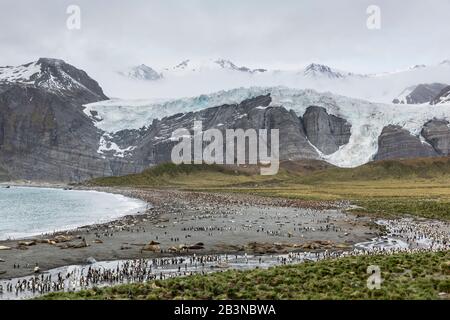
left=393, top=83, right=448, bottom=104
left=2, top=59, right=450, bottom=182
left=0, top=59, right=140, bottom=182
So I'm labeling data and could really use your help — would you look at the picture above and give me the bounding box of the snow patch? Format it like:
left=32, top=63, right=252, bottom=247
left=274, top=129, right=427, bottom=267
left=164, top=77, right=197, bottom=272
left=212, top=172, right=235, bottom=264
left=0, top=62, right=41, bottom=84
left=97, top=134, right=135, bottom=158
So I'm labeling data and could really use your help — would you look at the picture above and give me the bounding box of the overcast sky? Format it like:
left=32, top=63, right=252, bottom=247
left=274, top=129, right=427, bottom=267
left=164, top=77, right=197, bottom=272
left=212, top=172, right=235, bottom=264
left=1, top=0, right=449, bottom=74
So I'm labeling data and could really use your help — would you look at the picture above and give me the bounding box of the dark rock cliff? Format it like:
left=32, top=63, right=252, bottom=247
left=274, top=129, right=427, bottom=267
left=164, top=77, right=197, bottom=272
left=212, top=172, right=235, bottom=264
left=130, top=94, right=321, bottom=167
left=0, top=59, right=138, bottom=182
left=302, top=106, right=351, bottom=155
left=374, top=125, right=438, bottom=160
left=421, top=119, right=450, bottom=155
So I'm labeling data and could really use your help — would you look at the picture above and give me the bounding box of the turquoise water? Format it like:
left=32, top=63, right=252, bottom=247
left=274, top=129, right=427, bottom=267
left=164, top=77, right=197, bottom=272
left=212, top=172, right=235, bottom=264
left=0, top=186, right=147, bottom=240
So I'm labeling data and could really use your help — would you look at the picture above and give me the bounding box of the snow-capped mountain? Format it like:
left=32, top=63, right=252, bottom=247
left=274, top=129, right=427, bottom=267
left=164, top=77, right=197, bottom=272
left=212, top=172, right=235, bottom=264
left=302, top=63, right=356, bottom=79
left=164, top=59, right=351, bottom=77
left=3, top=57, right=450, bottom=182
left=409, top=64, right=427, bottom=69
left=118, top=64, right=163, bottom=81
left=84, top=86, right=450, bottom=168
left=393, top=83, right=448, bottom=104
left=214, top=59, right=267, bottom=74
left=0, top=58, right=113, bottom=182
left=162, top=58, right=266, bottom=74
left=0, top=58, right=108, bottom=103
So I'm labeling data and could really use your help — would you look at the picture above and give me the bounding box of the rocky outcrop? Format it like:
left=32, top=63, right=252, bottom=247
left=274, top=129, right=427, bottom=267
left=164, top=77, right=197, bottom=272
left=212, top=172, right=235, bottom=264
left=374, top=125, right=438, bottom=160
left=0, top=84, right=108, bottom=181
left=303, top=63, right=347, bottom=79
left=393, top=83, right=448, bottom=104
left=431, top=86, right=450, bottom=105
left=0, top=165, right=9, bottom=182
left=3, top=77, right=450, bottom=183
left=0, top=58, right=108, bottom=105
left=302, top=106, right=351, bottom=154
left=0, top=59, right=140, bottom=182
left=33, top=58, right=108, bottom=103
left=421, top=119, right=450, bottom=155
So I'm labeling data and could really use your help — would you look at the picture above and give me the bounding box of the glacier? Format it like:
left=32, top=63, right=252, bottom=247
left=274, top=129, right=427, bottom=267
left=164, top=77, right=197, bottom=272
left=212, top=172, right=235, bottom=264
left=84, top=86, right=450, bottom=168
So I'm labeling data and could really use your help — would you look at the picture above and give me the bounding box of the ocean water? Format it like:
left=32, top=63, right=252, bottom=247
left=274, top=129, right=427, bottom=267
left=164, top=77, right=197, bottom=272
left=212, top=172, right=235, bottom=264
left=0, top=186, right=147, bottom=240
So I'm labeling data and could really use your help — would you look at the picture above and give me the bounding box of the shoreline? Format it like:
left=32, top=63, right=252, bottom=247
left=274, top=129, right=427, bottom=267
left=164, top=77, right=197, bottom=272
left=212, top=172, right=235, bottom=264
left=1, top=186, right=449, bottom=299
left=0, top=185, right=148, bottom=241
left=0, top=187, right=379, bottom=280
left=2, top=202, right=449, bottom=299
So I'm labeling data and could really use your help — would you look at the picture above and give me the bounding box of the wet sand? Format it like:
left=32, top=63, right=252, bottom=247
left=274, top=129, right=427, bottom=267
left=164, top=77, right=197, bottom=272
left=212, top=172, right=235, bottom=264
left=0, top=188, right=379, bottom=279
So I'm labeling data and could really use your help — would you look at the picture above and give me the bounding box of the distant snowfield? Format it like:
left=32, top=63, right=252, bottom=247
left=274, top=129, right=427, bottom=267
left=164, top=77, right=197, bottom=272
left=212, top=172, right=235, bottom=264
left=91, top=58, right=450, bottom=103
left=84, top=87, right=450, bottom=168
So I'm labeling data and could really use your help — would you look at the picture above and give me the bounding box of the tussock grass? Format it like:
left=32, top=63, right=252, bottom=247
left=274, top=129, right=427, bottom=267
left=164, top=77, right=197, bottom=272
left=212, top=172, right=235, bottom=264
left=88, top=162, right=284, bottom=188
left=41, top=251, right=450, bottom=300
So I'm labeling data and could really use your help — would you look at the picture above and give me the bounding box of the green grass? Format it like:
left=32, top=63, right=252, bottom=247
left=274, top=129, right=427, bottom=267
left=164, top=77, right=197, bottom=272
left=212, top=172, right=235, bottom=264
left=299, top=157, right=450, bottom=183
left=89, top=157, right=450, bottom=188
left=352, top=198, right=450, bottom=221
left=41, top=251, right=450, bottom=300
left=50, top=161, right=450, bottom=300
left=85, top=158, right=450, bottom=221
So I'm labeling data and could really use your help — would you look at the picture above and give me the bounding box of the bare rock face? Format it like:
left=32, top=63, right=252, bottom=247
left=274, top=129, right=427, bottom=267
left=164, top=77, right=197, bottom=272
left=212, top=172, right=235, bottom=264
left=33, top=58, right=109, bottom=103
left=431, top=86, right=450, bottom=105
left=0, top=59, right=139, bottom=182
left=0, top=84, right=112, bottom=181
left=214, top=59, right=267, bottom=74
left=421, top=119, right=450, bottom=155
left=130, top=95, right=320, bottom=167
left=374, top=125, right=438, bottom=160
left=302, top=106, right=351, bottom=155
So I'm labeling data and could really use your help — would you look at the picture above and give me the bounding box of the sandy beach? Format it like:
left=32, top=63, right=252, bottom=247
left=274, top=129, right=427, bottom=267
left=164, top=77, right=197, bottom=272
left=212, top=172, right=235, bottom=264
left=0, top=187, right=381, bottom=280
